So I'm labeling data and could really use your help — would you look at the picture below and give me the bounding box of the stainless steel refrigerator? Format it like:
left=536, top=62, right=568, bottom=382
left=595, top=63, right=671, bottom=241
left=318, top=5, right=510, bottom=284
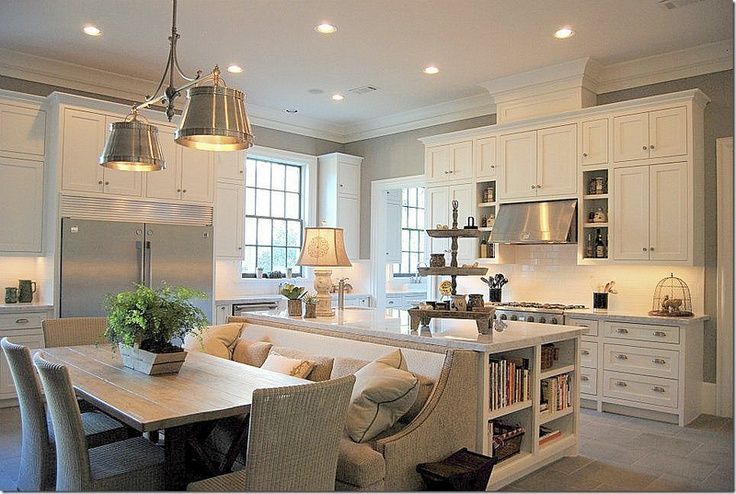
left=59, top=218, right=213, bottom=321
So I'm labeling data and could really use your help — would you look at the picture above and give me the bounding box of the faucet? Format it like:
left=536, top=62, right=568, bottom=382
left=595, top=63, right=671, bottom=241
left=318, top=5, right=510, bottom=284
left=337, top=278, right=349, bottom=310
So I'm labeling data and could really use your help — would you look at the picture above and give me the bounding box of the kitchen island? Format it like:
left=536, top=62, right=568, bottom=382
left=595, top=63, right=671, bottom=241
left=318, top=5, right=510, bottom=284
left=238, top=309, right=583, bottom=489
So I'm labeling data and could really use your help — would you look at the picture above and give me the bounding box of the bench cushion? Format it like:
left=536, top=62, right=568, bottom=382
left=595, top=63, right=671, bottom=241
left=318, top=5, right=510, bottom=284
left=336, top=437, right=386, bottom=487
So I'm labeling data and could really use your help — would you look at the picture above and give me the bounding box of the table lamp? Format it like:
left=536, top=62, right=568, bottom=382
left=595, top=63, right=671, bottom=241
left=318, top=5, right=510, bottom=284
left=296, top=227, right=352, bottom=316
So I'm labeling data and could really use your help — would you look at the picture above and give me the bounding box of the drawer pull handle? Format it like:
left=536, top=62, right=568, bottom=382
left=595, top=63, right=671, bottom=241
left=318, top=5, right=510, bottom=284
left=15, top=318, right=29, bottom=324
left=653, top=331, right=667, bottom=337
left=581, top=376, right=589, bottom=382
left=616, top=354, right=628, bottom=360
left=581, top=350, right=590, bottom=356
left=652, top=386, right=665, bottom=393
left=616, top=328, right=629, bottom=334
left=652, top=358, right=666, bottom=365
left=616, top=381, right=627, bottom=387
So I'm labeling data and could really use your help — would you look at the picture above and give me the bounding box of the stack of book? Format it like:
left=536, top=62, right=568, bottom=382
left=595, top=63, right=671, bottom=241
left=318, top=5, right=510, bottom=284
left=489, top=356, right=530, bottom=410
left=540, top=373, right=572, bottom=413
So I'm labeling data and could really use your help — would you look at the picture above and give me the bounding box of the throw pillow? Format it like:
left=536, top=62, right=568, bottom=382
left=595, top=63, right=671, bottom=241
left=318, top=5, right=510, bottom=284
left=232, top=339, right=273, bottom=367
left=270, top=345, right=334, bottom=382
left=330, top=357, right=369, bottom=379
left=182, top=323, right=243, bottom=359
left=346, top=350, right=419, bottom=443
left=261, top=353, right=314, bottom=379
left=400, top=374, right=435, bottom=423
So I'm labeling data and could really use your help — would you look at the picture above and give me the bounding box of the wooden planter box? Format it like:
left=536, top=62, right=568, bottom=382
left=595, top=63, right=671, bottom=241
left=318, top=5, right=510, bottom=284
left=118, top=344, right=187, bottom=375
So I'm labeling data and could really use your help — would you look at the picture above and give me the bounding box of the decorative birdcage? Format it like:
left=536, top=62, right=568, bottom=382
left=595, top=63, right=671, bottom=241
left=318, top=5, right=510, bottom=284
left=649, top=273, right=694, bottom=317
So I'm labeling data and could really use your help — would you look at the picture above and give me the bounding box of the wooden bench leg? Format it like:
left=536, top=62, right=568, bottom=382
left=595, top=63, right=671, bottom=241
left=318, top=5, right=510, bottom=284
left=219, top=413, right=250, bottom=474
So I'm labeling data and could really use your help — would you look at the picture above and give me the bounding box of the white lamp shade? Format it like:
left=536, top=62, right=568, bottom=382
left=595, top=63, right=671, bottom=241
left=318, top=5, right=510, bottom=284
left=296, top=227, right=352, bottom=267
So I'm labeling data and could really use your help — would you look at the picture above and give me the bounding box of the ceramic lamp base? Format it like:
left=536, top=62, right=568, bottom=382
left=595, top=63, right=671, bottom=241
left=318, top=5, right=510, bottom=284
left=314, top=269, right=334, bottom=317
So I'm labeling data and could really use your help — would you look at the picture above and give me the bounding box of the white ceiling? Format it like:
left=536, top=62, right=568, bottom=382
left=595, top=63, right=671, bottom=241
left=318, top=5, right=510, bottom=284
left=0, top=0, right=732, bottom=137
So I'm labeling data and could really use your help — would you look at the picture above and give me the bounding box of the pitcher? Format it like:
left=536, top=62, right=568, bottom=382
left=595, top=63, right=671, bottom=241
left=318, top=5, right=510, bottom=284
left=18, top=280, right=36, bottom=303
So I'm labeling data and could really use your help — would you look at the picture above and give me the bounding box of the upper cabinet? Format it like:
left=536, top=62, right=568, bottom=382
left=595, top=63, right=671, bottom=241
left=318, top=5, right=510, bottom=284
left=318, top=152, right=363, bottom=260
left=613, top=106, right=687, bottom=163
left=475, top=136, right=497, bottom=179
left=215, top=151, right=245, bottom=184
left=498, top=124, right=577, bottom=201
left=425, top=141, right=473, bottom=183
left=0, top=101, right=46, bottom=159
left=580, top=118, right=609, bottom=166
left=60, top=108, right=106, bottom=194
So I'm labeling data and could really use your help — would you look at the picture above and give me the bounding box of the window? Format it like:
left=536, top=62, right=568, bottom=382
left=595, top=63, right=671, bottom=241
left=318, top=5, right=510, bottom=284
left=241, top=157, right=304, bottom=277
left=393, top=187, right=425, bottom=276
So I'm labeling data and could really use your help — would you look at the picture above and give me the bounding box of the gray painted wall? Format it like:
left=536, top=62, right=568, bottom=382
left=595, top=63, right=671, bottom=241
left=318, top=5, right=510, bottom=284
left=343, top=114, right=495, bottom=259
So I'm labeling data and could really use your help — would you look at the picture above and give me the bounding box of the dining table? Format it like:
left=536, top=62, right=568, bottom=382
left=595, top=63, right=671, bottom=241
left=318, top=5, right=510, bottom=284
left=41, top=345, right=308, bottom=490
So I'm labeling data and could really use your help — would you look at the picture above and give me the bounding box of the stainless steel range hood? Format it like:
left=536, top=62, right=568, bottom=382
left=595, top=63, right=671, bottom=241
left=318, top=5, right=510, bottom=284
left=490, top=200, right=577, bottom=244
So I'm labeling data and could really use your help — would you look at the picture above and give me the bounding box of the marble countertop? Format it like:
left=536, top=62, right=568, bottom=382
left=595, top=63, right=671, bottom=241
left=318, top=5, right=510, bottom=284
left=241, top=309, right=582, bottom=352
left=385, top=288, right=427, bottom=296
left=217, top=293, right=370, bottom=305
left=0, top=303, right=54, bottom=313
left=564, top=308, right=709, bottom=325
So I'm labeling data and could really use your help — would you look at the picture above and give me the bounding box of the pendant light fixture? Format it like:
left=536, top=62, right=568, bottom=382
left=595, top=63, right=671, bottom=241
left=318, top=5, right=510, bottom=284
left=99, top=0, right=253, bottom=171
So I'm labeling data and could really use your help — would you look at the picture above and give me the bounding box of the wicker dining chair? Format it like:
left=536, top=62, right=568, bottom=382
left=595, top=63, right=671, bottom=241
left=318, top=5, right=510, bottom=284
left=0, top=338, right=130, bottom=491
left=32, top=351, right=166, bottom=491
left=187, top=375, right=356, bottom=492
left=42, top=317, right=108, bottom=348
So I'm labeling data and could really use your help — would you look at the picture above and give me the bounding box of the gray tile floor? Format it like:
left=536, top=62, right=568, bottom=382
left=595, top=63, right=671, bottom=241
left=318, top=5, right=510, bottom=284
left=0, top=405, right=733, bottom=491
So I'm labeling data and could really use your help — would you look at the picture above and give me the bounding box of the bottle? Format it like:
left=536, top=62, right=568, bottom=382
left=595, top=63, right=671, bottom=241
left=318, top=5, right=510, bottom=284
left=585, top=233, right=594, bottom=258
left=595, top=229, right=606, bottom=258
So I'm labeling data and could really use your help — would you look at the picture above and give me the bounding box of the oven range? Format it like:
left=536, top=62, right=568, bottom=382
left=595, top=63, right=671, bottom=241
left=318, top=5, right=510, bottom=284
left=492, top=302, right=586, bottom=325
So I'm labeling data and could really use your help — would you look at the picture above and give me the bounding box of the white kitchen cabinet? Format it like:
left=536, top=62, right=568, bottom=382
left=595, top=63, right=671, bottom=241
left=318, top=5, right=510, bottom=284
left=215, top=182, right=245, bottom=259
left=0, top=329, right=45, bottom=400
left=215, top=304, right=230, bottom=325
left=580, top=118, right=608, bottom=166
left=425, top=141, right=473, bottom=182
left=536, top=124, right=577, bottom=197
left=318, top=153, right=363, bottom=260
left=385, top=190, right=402, bottom=263
left=425, top=186, right=450, bottom=258
left=0, top=156, right=44, bottom=253
left=144, top=124, right=181, bottom=201
left=613, top=161, right=688, bottom=262
left=613, top=107, right=687, bottom=163
left=0, top=101, right=46, bottom=159
left=475, top=136, right=497, bottom=179
left=215, top=150, right=245, bottom=183
left=498, top=130, right=536, bottom=200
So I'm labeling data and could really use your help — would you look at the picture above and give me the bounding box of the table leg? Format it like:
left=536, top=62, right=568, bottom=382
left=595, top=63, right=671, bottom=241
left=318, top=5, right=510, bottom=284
left=164, top=425, right=188, bottom=490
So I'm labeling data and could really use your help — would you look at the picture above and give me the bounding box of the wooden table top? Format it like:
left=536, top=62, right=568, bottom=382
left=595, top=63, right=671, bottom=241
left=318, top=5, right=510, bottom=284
left=41, top=345, right=308, bottom=432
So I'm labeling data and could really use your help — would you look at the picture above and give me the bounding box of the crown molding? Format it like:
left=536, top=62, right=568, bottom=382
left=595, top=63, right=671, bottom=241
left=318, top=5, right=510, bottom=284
left=246, top=102, right=345, bottom=143
left=597, top=39, right=733, bottom=94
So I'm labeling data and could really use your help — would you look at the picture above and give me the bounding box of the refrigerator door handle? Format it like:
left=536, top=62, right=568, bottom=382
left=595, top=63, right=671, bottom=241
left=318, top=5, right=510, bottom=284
left=136, top=240, right=145, bottom=285
left=145, top=241, right=152, bottom=287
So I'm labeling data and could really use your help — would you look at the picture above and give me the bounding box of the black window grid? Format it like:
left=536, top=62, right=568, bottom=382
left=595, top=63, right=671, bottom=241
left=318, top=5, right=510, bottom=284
left=394, top=188, right=425, bottom=277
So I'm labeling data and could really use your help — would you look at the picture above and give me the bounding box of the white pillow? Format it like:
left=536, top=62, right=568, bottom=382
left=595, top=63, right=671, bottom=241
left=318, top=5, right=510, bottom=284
left=182, top=323, right=243, bottom=359
left=346, top=350, right=419, bottom=443
left=261, top=353, right=314, bottom=378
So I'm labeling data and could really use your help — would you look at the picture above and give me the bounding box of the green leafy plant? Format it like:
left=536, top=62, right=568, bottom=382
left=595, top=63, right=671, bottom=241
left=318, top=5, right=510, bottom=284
left=104, top=284, right=208, bottom=353
left=303, top=292, right=318, bottom=306
left=280, top=283, right=306, bottom=300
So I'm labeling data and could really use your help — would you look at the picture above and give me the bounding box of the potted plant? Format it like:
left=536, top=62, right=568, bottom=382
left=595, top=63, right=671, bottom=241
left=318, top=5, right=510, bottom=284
left=104, top=284, right=208, bottom=375
left=303, top=292, right=318, bottom=318
left=280, top=283, right=306, bottom=316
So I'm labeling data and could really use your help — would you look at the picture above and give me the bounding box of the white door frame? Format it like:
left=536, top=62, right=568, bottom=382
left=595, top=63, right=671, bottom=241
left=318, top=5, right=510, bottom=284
left=369, top=175, right=425, bottom=307
left=716, top=136, right=733, bottom=417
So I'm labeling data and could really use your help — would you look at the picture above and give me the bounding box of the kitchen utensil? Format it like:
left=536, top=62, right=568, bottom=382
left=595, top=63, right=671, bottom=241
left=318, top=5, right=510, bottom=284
left=450, top=294, right=467, bottom=312
left=5, top=287, right=18, bottom=304
left=480, top=277, right=490, bottom=287
left=18, top=280, right=36, bottom=303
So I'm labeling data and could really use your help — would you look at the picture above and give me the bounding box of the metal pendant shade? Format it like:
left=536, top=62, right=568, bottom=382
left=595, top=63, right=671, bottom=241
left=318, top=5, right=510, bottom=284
left=175, top=85, right=254, bottom=151
left=99, top=119, right=165, bottom=172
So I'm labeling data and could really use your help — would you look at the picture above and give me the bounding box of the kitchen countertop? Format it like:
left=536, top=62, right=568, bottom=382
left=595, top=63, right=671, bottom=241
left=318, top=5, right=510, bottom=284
left=216, top=293, right=370, bottom=305
left=565, top=308, right=709, bottom=325
left=241, top=309, right=582, bottom=352
left=385, top=288, right=427, bottom=296
left=0, top=303, right=54, bottom=314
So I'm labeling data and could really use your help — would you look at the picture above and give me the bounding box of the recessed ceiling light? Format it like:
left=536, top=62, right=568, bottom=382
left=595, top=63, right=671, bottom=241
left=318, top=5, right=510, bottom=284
left=308, top=88, right=324, bottom=95
left=332, top=94, right=344, bottom=101
left=315, top=23, right=338, bottom=34
left=227, top=64, right=243, bottom=74
left=423, top=65, right=439, bottom=75
left=554, top=27, right=575, bottom=39
left=83, top=24, right=102, bottom=36
left=284, top=108, right=298, bottom=114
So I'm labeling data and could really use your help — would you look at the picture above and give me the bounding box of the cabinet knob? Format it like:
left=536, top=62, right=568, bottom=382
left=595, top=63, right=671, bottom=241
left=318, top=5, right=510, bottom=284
left=104, top=181, right=109, bottom=185
left=444, top=171, right=449, bottom=174
left=649, top=247, right=654, bottom=251
left=652, top=386, right=665, bottom=393
left=616, top=328, right=629, bottom=334
left=642, top=248, right=648, bottom=252
left=239, top=169, right=243, bottom=174
left=531, top=185, right=536, bottom=189
left=15, top=318, right=29, bottom=324
left=448, top=170, right=453, bottom=174
left=582, top=152, right=588, bottom=157
left=581, top=375, right=589, bottom=382
left=652, top=358, right=666, bottom=365
left=536, top=184, right=541, bottom=188
left=653, top=331, right=667, bottom=337
left=177, top=189, right=181, bottom=192
left=490, top=165, right=495, bottom=168
left=340, top=184, right=344, bottom=187
left=98, top=180, right=103, bottom=185
left=616, top=381, right=628, bottom=387
left=238, top=246, right=242, bottom=250
left=581, top=350, right=590, bottom=356
left=182, top=189, right=187, bottom=193
left=616, top=354, right=628, bottom=360
left=643, top=146, right=648, bottom=150
left=650, top=145, right=655, bottom=150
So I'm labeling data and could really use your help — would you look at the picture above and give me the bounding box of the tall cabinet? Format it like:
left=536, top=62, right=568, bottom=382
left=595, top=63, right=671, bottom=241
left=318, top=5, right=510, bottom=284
left=318, top=153, right=363, bottom=260
left=214, top=151, right=246, bottom=259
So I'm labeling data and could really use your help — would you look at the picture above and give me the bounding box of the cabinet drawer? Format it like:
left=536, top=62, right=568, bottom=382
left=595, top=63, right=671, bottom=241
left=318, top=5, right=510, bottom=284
left=580, top=367, right=597, bottom=396
left=604, top=321, right=679, bottom=344
left=0, top=312, right=46, bottom=330
left=603, top=344, right=679, bottom=380
left=567, top=317, right=598, bottom=336
left=580, top=341, right=597, bottom=368
left=603, top=371, right=678, bottom=409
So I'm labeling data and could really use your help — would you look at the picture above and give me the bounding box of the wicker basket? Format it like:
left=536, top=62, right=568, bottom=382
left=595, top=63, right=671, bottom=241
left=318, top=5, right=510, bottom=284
left=490, top=422, right=525, bottom=462
left=541, top=344, right=559, bottom=371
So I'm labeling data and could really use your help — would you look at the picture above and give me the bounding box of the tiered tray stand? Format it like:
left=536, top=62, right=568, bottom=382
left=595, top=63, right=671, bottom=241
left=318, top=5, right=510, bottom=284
left=409, top=200, right=493, bottom=334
